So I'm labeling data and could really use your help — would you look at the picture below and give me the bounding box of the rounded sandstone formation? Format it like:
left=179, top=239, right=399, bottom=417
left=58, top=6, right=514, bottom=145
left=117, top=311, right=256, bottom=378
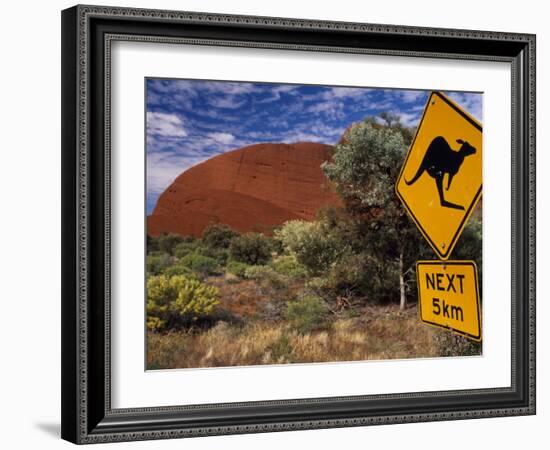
left=147, top=142, right=341, bottom=237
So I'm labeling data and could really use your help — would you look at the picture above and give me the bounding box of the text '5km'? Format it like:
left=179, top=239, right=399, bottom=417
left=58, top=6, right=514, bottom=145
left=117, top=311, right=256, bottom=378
left=416, top=261, right=481, bottom=341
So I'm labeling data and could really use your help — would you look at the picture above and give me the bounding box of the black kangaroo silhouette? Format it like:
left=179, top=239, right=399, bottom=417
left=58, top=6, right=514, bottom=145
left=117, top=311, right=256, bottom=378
left=405, top=136, right=476, bottom=211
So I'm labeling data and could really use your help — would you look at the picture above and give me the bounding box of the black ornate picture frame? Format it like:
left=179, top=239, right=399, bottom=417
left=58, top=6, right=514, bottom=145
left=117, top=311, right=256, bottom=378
left=61, top=5, right=536, bottom=444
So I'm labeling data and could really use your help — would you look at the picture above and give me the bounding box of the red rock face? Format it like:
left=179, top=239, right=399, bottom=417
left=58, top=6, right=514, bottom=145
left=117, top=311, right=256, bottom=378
left=147, top=142, right=341, bottom=237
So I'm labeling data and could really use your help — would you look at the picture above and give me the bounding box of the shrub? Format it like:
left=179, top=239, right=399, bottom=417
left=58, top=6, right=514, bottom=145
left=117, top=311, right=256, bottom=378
left=162, top=264, right=195, bottom=278
left=147, top=235, right=159, bottom=253
left=244, top=264, right=274, bottom=280
left=275, top=220, right=349, bottom=276
left=433, top=330, right=482, bottom=357
left=256, top=299, right=286, bottom=322
left=327, top=252, right=397, bottom=302
left=147, top=275, right=220, bottom=331
left=284, top=295, right=328, bottom=334
left=180, top=253, right=220, bottom=276
left=175, top=240, right=229, bottom=265
left=270, top=255, right=307, bottom=278
left=304, top=276, right=330, bottom=292
left=266, top=334, right=294, bottom=363
left=157, top=233, right=184, bottom=255
left=274, top=220, right=313, bottom=254
left=173, top=241, right=200, bottom=259
left=229, top=232, right=272, bottom=265
left=244, top=265, right=286, bottom=291
left=197, top=246, right=230, bottom=266
left=226, top=260, right=250, bottom=278
left=202, top=223, right=239, bottom=248
left=146, top=253, right=172, bottom=275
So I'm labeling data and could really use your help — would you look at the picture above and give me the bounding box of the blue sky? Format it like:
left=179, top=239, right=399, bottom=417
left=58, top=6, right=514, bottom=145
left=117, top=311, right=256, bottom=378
left=146, top=79, right=482, bottom=214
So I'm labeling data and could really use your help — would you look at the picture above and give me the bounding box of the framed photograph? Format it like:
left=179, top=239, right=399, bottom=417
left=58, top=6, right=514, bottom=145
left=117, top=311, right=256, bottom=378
left=61, top=4, right=536, bottom=444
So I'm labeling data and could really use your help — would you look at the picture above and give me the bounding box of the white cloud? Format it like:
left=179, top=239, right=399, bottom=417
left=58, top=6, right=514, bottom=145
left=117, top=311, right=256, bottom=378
left=273, top=85, right=298, bottom=94
left=306, top=101, right=345, bottom=119
left=146, top=152, right=204, bottom=195
left=446, top=92, right=483, bottom=122
left=279, top=131, right=329, bottom=144
left=208, top=96, right=247, bottom=109
left=308, top=122, right=344, bottom=139
left=396, top=111, right=422, bottom=127
left=246, top=130, right=279, bottom=140
left=193, top=108, right=242, bottom=123
left=323, top=87, right=371, bottom=100
left=147, top=112, right=187, bottom=137
left=256, top=84, right=300, bottom=103
left=399, top=90, right=427, bottom=103
left=150, top=79, right=197, bottom=96
left=358, top=99, right=393, bottom=111
left=373, top=110, right=422, bottom=128
left=203, top=81, right=261, bottom=95
left=307, top=102, right=336, bottom=114
left=208, top=132, right=235, bottom=145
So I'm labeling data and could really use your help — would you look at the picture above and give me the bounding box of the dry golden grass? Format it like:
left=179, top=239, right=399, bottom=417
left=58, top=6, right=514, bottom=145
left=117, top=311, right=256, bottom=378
left=147, top=306, right=439, bottom=369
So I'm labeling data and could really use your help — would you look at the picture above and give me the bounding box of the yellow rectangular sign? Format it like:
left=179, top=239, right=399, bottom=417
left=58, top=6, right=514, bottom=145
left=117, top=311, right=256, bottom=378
left=416, top=260, right=481, bottom=341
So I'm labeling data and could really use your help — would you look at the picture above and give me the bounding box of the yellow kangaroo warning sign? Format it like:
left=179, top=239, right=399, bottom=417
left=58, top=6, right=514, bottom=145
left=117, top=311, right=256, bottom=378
left=396, top=91, right=482, bottom=260
left=416, top=260, right=481, bottom=341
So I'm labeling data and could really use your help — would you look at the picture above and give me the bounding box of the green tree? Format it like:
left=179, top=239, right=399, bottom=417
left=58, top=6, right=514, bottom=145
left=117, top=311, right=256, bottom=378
left=147, top=235, right=159, bottom=253
left=284, top=295, right=328, bottom=334
left=452, top=214, right=483, bottom=291
left=202, top=223, right=239, bottom=249
left=229, top=232, right=272, bottom=265
left=146, top=253, right=172, bottom=276
left=157, top=233, right=184, bottom=255
left=275, top=220, right=349, bottom=276
left=180, top=253, right=220, bottom=276
left=270, top=255, right=308, bottom=278
left=226, top=260, right=250, bottom=277
left=173, top=241, right=200, bottom=259
left=322, top=116, right=430, bottom=310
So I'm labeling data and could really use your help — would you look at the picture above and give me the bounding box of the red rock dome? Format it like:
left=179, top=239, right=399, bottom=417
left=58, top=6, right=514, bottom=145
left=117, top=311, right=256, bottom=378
left=147, top=142, right=341, bottom=237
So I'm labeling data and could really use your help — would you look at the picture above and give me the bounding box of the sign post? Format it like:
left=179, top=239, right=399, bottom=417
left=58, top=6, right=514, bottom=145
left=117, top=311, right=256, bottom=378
left=395, top=92, right=483, bottom=341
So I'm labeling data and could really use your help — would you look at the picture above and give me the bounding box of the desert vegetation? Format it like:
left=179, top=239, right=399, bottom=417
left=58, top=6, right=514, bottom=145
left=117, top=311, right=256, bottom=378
left=146, top=115, right=482, bottom=369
